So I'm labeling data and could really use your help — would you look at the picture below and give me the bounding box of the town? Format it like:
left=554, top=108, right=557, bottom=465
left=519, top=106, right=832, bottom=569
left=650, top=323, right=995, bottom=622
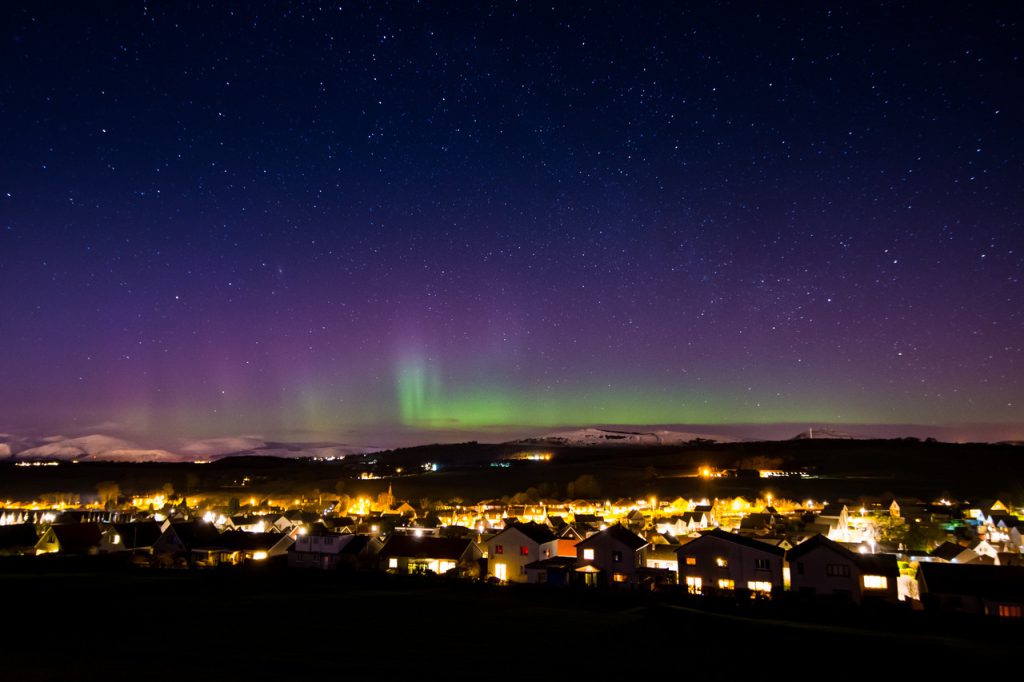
left=3, top=463, right=1021, bottom=621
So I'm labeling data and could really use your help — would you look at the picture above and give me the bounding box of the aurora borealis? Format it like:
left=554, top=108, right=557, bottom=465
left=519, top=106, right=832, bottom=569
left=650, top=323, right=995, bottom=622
left=1, top=3, right=1022, bottom=447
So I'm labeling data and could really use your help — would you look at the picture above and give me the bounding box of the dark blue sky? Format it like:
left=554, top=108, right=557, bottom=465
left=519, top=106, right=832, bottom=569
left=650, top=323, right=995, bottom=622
left=1, top=2, right=1022, bottom=445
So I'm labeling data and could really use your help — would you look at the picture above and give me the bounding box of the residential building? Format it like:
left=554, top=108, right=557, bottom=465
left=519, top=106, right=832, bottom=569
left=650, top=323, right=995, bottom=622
left=485, top=522, right=557, bottom=582
left=574, top=524, right=650, bottom=586
left=787, top=534, right=900, bottom=603
left=675, top=528, right=785, bottom=597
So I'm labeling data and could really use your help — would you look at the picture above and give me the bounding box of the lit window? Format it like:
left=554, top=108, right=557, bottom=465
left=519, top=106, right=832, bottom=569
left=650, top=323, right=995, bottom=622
left=863, top=575, right=888, bottom=590
left=494, top=563, right=507, bottom=581
left=685, top=576, right=702, bottom=594
left=438, top=560, right=456, bottom=573
left=997, top=605, right=1022, bottom=618
left=612, top=572, right=627, bottom=583
left=388, top=557, right=398, bottom=569
left=495, top=544, right=503, bottom=554
left=520, top=546, right=530, bottom=556
left=715, top=557, right=728, bottom=568
left=685, top=556, right=696, bottom=566
left=747, top=581, right=772, bottom=593
left=717, top=579, right=735, bottom=590
left=582, top=548, right=595, bottom=561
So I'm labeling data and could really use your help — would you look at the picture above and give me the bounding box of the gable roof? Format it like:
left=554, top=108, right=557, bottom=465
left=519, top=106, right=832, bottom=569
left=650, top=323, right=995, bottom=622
left=47, top=523, right=103, bottom=552
left=930, top=541, right=968, bottom=562
left=492, top=522, right=555, bottom=545
left=676, top=528, right=785, bottom=556
left=164, top=521, right=222, bottom=549
left=111, top=521, right=164, bottom=549
left=787, top=533, right=899, bottom=574
left=216, top=530, right=290, bottom=552
left=919, top=562, right=1024, bottom=601
left=378, top=535, right=476, bottom=561
left=339, top=534, right=372, bottom=555
left=0, top=523, right=38, bottom=549
left=576, top=523, right=647, bottom=551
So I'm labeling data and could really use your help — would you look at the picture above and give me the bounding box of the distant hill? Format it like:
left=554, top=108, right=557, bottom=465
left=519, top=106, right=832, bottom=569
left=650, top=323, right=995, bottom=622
left=15, top=435, right=181, bottom=462
left=515, top=427, right=740, bottom=447
left=3, top=433, right=370, bottom=463
left=790, top=428, right=862, bottom=440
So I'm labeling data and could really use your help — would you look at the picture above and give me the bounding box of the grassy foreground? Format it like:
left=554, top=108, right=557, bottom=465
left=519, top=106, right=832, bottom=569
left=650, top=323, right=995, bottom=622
left=1, top=565, right=1011, bottom=679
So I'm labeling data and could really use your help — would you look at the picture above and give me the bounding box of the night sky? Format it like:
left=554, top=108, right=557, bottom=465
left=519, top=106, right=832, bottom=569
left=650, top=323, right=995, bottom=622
left=2, top=3, right=1022, bottom=447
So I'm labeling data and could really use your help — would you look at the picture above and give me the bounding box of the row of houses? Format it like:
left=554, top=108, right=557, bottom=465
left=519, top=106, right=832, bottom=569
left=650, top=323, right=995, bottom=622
left=4, top=498, right=1022, bottom=619
left=286, top=518, right=1024, bottom=618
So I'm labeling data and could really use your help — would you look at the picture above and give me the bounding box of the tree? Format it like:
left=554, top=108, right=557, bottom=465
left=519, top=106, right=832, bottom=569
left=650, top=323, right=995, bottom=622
left=572, top=474, right=600, bottom=498
left=737, top=456, right=783, bottom=471
left=97, top=481, right=120, bottom=510
left=228, top=497, right=240, bottom=514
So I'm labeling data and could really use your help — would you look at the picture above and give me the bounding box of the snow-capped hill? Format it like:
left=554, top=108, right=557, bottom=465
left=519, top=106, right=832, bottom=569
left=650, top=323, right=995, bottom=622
left=791, top=428, right=861, bottom=440
left=16, top=434, right=181, bottom=462
left=86, top=449, right=183, bottom=462
left=518, top=427, right=738, bottom=446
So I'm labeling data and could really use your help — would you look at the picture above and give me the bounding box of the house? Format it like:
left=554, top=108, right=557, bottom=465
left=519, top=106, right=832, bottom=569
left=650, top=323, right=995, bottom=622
left=273, top=511, right=319, bottom=533
left=223, top=515, right=269, bottom=533
left=624, top=509, right=646, bottom=531
left=645, top=543, right=681, bottom=575
left=392, top=501, right=418, bottom=518
left=655, top=512, right=710, bottom=537
left=101, top=521, right=164, bottom=553
left=557, top=524, right=591, bottom=541
left=969, top=540, right=1000, bottom=564
left=34, top=523, right=104, bottom=555
left=675, top=528, right=785, bottom=597
left=930, top=541, right=975, bottom=563
left=574, top=524, right=650, bottom=587
left=738, top=513, right=778, bottom=533
left=787, top=534, right=900, bottom=604
left=812, top=504, right=850, bottom=542
left=485, top=522, right=557, bottom=582
left=918, top=562, right=1024, bottom=617
left=290, top=529, right=363, bottom=570
left=212, top=530, right=293, bottom=564
left=152, top=521, right=224, bottom=567
left=322, top=516, right=357, bottom=533
left=378, top=535, right=482, bottom=577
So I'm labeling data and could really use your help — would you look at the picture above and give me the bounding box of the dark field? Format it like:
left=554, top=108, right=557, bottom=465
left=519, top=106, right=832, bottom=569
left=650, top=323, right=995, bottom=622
left=2, top=439, right=1023, bottom=504
left=1, top=566, right=1014, bottom=679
